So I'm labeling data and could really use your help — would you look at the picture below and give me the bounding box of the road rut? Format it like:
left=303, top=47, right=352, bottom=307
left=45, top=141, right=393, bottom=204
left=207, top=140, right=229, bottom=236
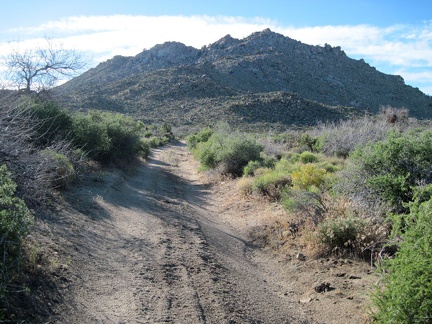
left=49, top=141, right=311, bottom=323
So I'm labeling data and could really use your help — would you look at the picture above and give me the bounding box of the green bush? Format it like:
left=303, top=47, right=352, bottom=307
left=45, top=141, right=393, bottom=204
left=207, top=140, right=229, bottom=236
left=30, top=100, right=73, bottom=146
left=243, top=155, right=275, bottom=177
left=193, top=131, right=263, bottom=176
left=186, top=127, right=213, bottom=149
left=40, top=149, right=76, bottom=188
left=243, top=160, right=264, bottom=177
left=291, top=164, right=327, bottom=190
left=286, top=152, right=301, bottom=164
left=317, top=158, right=343, bottom=173
left=71, top=111, right=145, bottom=163
left=146, top=136, right=163, bottom=148
left=372, top=198, right=432, bottom=322
left=274, top=158, right=299, bottom=173
left=143, top=130, right=153, bottom=138
left=252, top=170, right=291, bottom=199
left=71, top=111, right=111, bottom=160
left=299, top=151, right=318, bottom=163
left=348, top=129, right=432, bottom=213
left=299, top=134, right=319, bottom=152
left=139, top=139, right=151, bottom=159
left=0, top=165, right=32, bottom=298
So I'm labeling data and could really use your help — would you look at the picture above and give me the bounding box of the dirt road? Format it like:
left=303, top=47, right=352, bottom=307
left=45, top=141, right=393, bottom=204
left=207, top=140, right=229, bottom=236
left=48, top=141, right=312, bottom=323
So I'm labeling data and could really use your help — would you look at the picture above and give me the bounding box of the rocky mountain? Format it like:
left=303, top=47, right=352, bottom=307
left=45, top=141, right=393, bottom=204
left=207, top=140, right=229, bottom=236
left=54, top=29, right=432, bottom=131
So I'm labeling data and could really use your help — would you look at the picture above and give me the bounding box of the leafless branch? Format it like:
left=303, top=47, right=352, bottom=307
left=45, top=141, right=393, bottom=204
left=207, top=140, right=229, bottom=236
left=3, top=38, right=87, bottom=93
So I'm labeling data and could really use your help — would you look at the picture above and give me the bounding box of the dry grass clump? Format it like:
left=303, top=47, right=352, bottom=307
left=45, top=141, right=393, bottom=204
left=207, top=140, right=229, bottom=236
left=236, top=177, right=254, bottom=196
left=247, top=191, right=389, bottom=262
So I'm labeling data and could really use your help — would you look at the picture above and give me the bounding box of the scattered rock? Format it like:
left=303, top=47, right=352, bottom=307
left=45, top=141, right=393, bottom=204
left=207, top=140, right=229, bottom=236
left=314, top=282, right=333, bottom=293
left=299, top=297, right=313, bottom=304
left=348, top=275, right=361, bottom=280
left=296, top=253, right=307, bottom=261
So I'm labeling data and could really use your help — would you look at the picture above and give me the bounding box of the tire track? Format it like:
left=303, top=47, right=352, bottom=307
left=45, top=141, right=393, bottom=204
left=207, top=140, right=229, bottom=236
left=50, top=141, right=311, bottom=323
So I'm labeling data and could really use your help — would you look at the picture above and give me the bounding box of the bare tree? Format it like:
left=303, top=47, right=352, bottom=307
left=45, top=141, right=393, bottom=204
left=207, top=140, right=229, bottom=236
left=3, top=38, right=86, bottom=93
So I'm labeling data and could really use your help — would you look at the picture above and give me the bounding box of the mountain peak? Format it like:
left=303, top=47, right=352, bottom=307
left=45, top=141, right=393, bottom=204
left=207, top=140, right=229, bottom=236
left=247, top=28, right=293, bottom=42
left=55, top=29, right=432, bottom=127
left=134, top=41, right=200, bottom=68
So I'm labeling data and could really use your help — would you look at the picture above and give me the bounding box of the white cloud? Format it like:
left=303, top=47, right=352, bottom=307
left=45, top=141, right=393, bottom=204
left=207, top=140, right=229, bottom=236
left=393, top=68, right=432, bottom=89
left=11, top=15, right=275, bottom=54
left=277, top=23, right=432, bottom=68
left=2, top=15, right=432, bottom=94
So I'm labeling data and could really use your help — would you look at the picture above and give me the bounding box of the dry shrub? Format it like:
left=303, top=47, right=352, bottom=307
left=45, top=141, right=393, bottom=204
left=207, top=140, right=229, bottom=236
left=312, top=115, right=392, bottom=158
left=248, top=217, right=300, bottom=252
left=236, top=177, right=254, bottom=196
left=299, top=196, right=389, bottom=259
left=379, top=105, right=409, bottom=124
left=261, top=129, right=303, bottom=157
left=0, top=94, right=81, bottom=207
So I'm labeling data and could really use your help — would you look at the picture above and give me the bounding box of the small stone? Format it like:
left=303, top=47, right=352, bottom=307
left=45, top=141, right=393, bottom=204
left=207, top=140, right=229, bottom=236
left=299, top=297, right=313, bottom=304
left=296, top=253, right=307, bottom=261
left=348, top=275, right=361, bottom=279
left=314, top=282, right=332, bottom=293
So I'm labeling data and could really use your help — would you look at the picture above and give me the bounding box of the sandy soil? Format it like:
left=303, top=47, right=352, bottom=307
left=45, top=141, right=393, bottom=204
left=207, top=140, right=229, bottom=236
left=42, top=141, right=376, bottom=323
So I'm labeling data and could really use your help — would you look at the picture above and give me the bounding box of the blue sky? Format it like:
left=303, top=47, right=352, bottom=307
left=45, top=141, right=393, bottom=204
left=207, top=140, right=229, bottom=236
left=1, top=0, right=431, bottom=94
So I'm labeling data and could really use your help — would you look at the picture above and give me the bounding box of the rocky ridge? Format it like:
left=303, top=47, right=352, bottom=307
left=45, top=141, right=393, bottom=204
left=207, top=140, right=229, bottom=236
left=55, top=29, right=432, bottom=130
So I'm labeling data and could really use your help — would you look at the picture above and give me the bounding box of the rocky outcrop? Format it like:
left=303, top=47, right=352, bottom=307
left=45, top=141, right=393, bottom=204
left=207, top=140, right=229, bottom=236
left=54, top=29, right=432, bottom=129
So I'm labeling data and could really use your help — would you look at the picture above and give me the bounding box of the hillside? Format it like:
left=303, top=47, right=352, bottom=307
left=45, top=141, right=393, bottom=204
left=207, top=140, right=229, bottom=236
left=54, top=29, right=432, bottom=130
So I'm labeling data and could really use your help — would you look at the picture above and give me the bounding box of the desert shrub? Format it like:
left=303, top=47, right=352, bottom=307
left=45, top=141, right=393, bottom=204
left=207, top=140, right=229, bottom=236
left=146, top=136, right=163, bottom=148
left=0, top=98, right=65, bottom=206
left=29, top=100, right=73, bottom=146
left=71, top=111, right=145, bottom=163
left=193, top=131, right=262, bottom=176
left=40, top=149, right=76, bottom=188
left=286, top=152, right=301, bottom=164
left=379, top=105, right=409, bottom=125
left=272, top=132, right=301, bottom=147
left=0, top=165, right=33, bottom=299
left=282, top=188, right=327, bottom=225
left=299, top=134, right=319, bottom=152
left=342, top=129, right=432, bottom=213
left=71, top=112, right=111, bottom=160
left=291, top=164, right=327, bottom=190
left=143, top=130, right=153, bottom=138
left=274, top=158, right=296, bottom=173
left=243, top=154, right=276, bottom=177
left=299, top=151, right=318, bottom=163
left=252, top=167, right=272, bottom=176
left=104, top=113, right=145, bottom=160
left=139, top=139, right=151, bottom=159
left=372, top=198, right=432, bottom=323
left=243, top=160, right=264, bottom=177
left=318, top=215, right=366, bottom=255
left=317, top=160, right=342, bottom=173
left=313, top=115, right=392, bottom=158
left=186, top=127, right=213, bottom=149
left=237, top=177, right=254, bottom=196
left=160, top=122, right=172, bottom=136
left=252, top=171, right=291, bottom=200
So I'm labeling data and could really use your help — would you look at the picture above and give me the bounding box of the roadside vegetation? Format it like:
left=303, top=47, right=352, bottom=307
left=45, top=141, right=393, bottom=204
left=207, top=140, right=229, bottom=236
left=0, top=92, right=173, bottom=320
left=2, top=89, right=432, bottom=322
left=187, top=107, right=432, bottom=322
